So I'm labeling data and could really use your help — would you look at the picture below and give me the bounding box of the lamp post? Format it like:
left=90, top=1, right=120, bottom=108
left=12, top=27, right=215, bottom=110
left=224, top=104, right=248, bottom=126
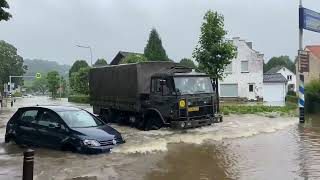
left=76, top=44, right=93, bottom=66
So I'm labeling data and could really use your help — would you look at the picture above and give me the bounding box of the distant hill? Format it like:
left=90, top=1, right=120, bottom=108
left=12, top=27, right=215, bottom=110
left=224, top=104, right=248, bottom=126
left=24, top=59, right=70, bottom=78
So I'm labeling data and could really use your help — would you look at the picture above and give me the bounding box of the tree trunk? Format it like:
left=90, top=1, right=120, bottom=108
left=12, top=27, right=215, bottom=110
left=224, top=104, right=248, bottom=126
left=215, top=78, right=220, bottom=113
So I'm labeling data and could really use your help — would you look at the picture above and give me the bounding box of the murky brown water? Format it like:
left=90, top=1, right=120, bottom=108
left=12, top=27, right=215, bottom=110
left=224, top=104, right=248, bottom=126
left=0, top=97, right=318, bottom=180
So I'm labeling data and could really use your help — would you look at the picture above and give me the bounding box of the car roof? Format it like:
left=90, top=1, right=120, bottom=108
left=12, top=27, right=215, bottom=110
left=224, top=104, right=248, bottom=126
left=19, top=105, right=82, bottom=113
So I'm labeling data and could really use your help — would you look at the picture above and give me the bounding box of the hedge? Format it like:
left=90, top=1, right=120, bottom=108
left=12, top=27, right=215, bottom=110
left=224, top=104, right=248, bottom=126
left=68, top=95, right=90, bottom=104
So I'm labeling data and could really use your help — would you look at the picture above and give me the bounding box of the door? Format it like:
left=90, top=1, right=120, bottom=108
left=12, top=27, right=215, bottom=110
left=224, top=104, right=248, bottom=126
left=220, top=84, right=238, bottom=97
left=149, top=77, right=174, bottom=118
left=36, top=110, right=68, bottom=148
left=15, top=108, right=40, bottom=145
left=248, top=83, right=256, bottom=100
left=263, top=83, right=285, bottom=102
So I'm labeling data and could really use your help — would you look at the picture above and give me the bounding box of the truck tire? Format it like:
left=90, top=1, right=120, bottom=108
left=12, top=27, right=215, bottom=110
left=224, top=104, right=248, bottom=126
left=100, top=109, right=110, bottom=123
left=144, top=113, right=163, bottom=131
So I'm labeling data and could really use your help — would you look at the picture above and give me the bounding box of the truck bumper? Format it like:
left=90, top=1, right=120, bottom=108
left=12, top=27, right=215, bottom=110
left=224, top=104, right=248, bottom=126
left=171, top=115, right=222, bottom=129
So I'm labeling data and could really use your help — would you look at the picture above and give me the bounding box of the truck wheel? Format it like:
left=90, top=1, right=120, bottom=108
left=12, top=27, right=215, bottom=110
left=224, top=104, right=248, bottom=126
left=144, top=114, right=163, bottom=131
left=100, top=109, right=110, bottom=123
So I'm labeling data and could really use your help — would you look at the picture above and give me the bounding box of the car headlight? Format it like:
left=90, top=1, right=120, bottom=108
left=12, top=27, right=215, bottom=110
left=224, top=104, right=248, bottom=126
left=83, top=139, right=100, bottom=147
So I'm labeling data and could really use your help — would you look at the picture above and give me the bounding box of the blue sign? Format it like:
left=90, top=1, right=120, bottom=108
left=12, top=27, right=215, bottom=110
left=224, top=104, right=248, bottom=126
left=300, top=7, right=320, bottom=33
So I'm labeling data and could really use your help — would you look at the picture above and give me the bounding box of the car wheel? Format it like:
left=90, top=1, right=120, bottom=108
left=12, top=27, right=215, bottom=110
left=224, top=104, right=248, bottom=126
left=144, top=113, right=163, bottom=131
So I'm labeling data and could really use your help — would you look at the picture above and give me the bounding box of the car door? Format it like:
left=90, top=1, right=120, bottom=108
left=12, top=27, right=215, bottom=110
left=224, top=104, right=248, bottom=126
left=36, top=110, right=68, bottom=149
left=15, top=108, right=40, bottom=145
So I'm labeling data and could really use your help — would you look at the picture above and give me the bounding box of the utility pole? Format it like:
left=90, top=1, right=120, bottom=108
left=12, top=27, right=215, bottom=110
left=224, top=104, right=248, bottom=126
left=76, top=44, right=93, bottom=66
left=299, top=0, right=305, bottom=123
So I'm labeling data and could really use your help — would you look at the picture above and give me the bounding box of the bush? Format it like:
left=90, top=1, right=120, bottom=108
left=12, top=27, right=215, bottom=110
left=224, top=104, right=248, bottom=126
left=221, top=104, right=297, bottom=115
left=305, top=80, right=320, bottom=113
left=286, top=95, right=298, bottom=103
left=68, top=95, right=90, bottom=104
left=287, top=90, right=296, bottom=96
left=12, top=91, right=22, bottom=97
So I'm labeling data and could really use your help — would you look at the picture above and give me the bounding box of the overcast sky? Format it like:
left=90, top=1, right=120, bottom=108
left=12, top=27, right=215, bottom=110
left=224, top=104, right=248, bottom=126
left=1, top=0, right=320, bottom=65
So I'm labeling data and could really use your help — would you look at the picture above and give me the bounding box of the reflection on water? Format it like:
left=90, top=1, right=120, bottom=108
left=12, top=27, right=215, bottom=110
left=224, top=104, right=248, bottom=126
left=0, top=97, right=320, bottom=180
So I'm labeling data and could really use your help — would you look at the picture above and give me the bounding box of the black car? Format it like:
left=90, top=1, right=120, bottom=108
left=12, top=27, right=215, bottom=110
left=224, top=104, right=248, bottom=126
left=5, top=106, right=125, bottom=154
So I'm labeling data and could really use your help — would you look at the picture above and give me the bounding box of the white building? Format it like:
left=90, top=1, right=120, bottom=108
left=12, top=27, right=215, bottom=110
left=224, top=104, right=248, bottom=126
left=219, top=37, right=264, bottom=100
left=266, top=66, right=296, bottom=92
left=263, top=73, right=288, bottom=104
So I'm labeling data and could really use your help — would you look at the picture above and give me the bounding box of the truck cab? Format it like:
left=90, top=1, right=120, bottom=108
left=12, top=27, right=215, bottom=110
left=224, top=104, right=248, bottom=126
left=145, top=71, right=221, bottom=129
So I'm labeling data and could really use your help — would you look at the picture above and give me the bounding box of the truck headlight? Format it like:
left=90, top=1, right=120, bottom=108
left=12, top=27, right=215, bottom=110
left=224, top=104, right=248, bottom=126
left=83, top=139, right=100, bottom=147
left=179, top=99, right=186, bottom=108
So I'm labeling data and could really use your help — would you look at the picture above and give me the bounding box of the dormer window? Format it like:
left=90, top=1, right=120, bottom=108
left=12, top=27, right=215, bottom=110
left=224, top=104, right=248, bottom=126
left=287, top=75, right=292, bottom=81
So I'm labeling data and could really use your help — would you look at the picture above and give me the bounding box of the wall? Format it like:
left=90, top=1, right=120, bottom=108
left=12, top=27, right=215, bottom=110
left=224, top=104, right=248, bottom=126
left=219, top=37, right=264, bottom=100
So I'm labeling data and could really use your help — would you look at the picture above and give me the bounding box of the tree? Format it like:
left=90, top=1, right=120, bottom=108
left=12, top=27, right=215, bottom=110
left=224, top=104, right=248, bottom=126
left=0, top=40, right=27, bottom=93
left=0, top=0, right=12, bottom=21
left=94, top=58, right=108, bottom=67
left=121, top=54, right=147, bottom=64
left=264, top=56, right=296, bottom=73
left=69, top=60, right=89, bottom=77
left=193, top=10, right=237, bottom=112
left=144, top=28, right=169, bottom=61
left=179, top=58, right=196, bottom=69
left=46, top=71, right=60, bottom=98
left=70, top=67, right=90, bottom=95
left=32, top=77, right=48, bottom=95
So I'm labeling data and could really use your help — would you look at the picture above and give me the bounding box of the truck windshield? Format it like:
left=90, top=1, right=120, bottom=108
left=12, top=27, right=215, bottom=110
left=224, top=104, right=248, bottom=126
left=174, top=76, right=213, bottom=95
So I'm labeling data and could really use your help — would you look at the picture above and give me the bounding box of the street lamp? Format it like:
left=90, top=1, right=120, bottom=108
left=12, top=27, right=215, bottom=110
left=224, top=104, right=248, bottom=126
left=76, top=44, right=93, bottom=66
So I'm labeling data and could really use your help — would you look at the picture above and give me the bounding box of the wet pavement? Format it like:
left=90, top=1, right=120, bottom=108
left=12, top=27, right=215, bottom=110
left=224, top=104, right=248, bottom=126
left=0, top=96, right=319, bottom=180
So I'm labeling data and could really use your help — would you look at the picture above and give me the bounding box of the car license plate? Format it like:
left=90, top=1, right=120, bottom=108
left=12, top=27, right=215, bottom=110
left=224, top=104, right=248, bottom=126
left=188, top=107, right=199, bottom=112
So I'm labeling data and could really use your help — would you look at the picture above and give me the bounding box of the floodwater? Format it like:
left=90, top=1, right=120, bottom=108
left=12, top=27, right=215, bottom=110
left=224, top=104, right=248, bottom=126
left=0, top=97, right=319, bottom=180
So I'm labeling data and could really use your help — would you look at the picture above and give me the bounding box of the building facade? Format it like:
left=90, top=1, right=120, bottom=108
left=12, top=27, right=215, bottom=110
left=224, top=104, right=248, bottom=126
left=266, top=66, right=296, bottom=92
left=297, top=46, right=320, bottom=85
left=219, top=37, right=264, bottom=100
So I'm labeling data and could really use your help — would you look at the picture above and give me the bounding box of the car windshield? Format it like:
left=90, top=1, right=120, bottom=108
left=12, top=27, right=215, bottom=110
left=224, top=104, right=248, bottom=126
left=58, top=110, right=104, bottom=128
left=174, top=76, right=213, bottom=95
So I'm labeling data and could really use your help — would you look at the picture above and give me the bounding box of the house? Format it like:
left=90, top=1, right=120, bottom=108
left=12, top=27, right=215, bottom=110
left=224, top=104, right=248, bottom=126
left=110, top=51, right=143, bottom=65
left=266, top=66, right=296, bottom=92
left=296, top=45, right=320, bottom=85
left=263, top=73, right=288, bottom=103
left=219, top=37, right=264, bottom=100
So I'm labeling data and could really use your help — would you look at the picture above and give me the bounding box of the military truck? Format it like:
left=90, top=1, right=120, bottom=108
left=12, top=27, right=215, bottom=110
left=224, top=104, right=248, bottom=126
left=89, top=61, right=222, bottom=130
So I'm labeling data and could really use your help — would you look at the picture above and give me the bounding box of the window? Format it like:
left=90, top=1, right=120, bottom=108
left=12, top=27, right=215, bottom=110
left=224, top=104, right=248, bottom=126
left=38, top=111, right=60, bottom=127
left=287, top=75, right=292, bottom=81
left=21, top=110, right=38, bottom=123
left=225, top=64, right=232, bottom=73
left=241, top=61, right=249, bottom=72
left=58, top=110, right=103, bottom=128
left=249, top=84, right=254, bottom=92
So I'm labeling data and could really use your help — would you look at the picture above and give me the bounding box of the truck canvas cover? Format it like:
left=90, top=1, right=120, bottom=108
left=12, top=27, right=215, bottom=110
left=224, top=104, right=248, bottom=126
left=89, top=61, right=181, bottom=111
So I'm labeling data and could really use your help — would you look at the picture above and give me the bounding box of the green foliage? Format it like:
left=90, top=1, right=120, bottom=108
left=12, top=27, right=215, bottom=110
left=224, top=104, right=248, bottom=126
left=264, top=56, right=296, bottom=73
left=286, top=95, right=298, bottom=104
left=69, top=60, right=89, bottom=77
left=0, top=0, right=11, bottom=21
left=94, top=58, right=108, bottom=67
left=70, top=67, right=90, bottom=95
left=68, top=95, right=90, bottom=104
left=221, top=104, right=297, bottom=115
left=287, top=90, right=296, bottom=96
left=193, top=10, right=237, bottom=80
left=0, top=40, right=27, bottom=93
left=121, top=54, right=147, bottom=64
left=179, top=58, right=196, bottom=69
left=12, top=91, right=22, bottom=97
left=24, top=59, right=70, bottom=78
left=305, top=80, right=320, bottom=113
left=46, top=71, right=60, bottom=98
left=32, top=76, right=48, bottom=95
left=144, top=28, right=169, bottom=61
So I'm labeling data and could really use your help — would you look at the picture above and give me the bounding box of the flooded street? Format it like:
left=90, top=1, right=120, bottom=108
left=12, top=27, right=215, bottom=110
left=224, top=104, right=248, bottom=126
left=0, top=97, right=319, bottom=180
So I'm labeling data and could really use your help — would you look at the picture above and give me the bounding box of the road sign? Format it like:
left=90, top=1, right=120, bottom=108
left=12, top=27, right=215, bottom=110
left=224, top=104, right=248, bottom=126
left=298, top=50, right=310, bottom=72
left=299, top=7, right=320, bottom=33
left=35, top=73, right=41, bottom=79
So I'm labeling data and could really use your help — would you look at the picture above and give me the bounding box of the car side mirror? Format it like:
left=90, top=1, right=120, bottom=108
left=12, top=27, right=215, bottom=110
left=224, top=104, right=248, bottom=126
left=48, top=123, right=60, bottom=129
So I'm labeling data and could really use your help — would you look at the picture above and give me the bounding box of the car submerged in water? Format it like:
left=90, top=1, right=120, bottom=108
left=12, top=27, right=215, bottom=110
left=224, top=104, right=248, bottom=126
left=5, top=106, right=125, bottom=154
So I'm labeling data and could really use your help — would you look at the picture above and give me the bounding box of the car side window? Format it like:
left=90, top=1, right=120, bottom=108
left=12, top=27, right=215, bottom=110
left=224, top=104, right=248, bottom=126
left=20, top=110, right=38, bottom=124
left=38, top=111, right=60, bottom=127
